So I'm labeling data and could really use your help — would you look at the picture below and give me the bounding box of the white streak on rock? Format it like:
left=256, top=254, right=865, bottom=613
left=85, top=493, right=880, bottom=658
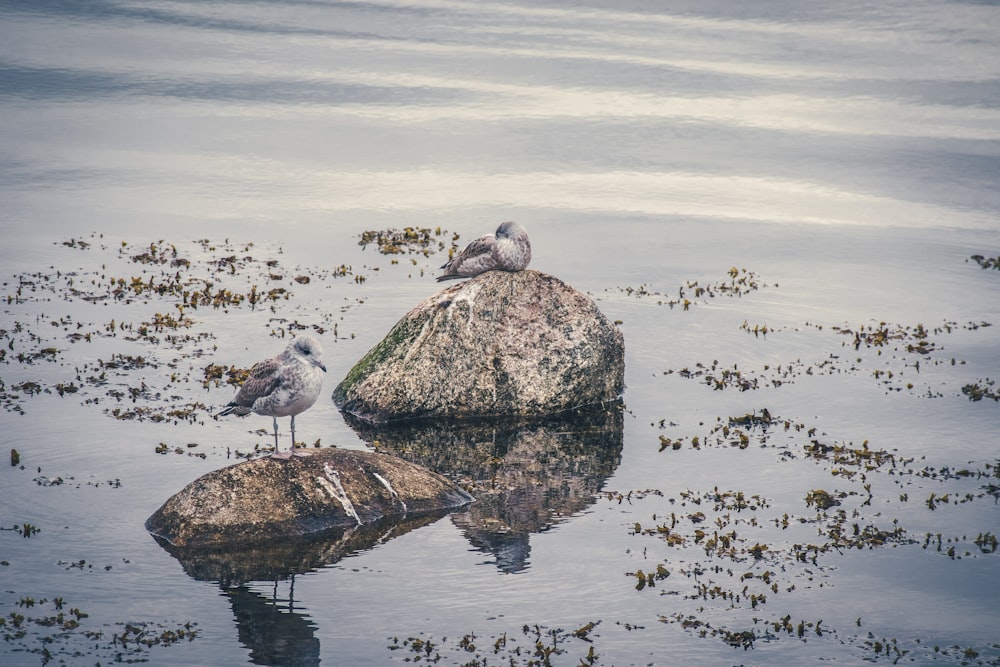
left=373, top=471, right=407, bottom=513
left=448, top=280, right=481, bottom=326
left=318, top=464, right=361, bottom=525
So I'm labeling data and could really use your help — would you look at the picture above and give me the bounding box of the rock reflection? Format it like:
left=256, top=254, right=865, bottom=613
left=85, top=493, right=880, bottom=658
left=346, top=402, right=624, bottom=573
left=152, top=513, right=446, bottom=586
left=153, top=514, right=447, bottom=665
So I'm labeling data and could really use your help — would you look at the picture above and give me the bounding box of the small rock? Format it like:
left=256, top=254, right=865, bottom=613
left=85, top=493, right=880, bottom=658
left=145, top=448, right=473, bottom=547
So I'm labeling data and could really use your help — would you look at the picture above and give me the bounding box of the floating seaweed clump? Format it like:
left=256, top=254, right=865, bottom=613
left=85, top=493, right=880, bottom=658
left=831, top=321, right=942, bottom=351
left=663, top=613, right=770, bottom=650
left=670, top=360, right=766, bottom=391
left=12, top=381, right=45, bottom=396
left=106, top=353, right=155, bottom=370
left=386, top=621, right=601, bottom=665
left=657, top=408, right=797, bottom=453
left=106, top=401, right=208, bottom=425
left=154, top=442, right=207, bottom=458
left=61, top=237, right=92, bottom=250
left=202, top=363, right=250, bottom=389
left=359, top=227, right=455, bottom=256
left=610, top=267, right=772, bottom=310
left=127, top=240, right=189, bottom=267
left=962, top=379, right=999, bottom=402
left=803, top=439, right=909, bottom=479
left=627, top=564, right=672, bottom=590
left=831, top=320, right=990, bottom=355
left=969, top=254, right=1000, bottom=270
left=740, top=320, right=779, bottom=336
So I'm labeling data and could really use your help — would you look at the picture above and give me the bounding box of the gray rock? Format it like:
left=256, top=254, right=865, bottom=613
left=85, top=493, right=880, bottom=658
left=145, top=448, right=474, bottom=548
left=333, top=270, right=624, bottom=423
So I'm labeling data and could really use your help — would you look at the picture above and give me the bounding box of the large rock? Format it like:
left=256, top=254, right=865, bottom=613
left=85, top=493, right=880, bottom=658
left=333, top=270, right=624, bottom=423
left=145, top=448, right=473, bottom=548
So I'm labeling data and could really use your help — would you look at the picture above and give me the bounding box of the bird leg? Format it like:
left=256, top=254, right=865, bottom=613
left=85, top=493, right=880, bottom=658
left=269, top=416, right=292, bottom=459
left=270, top=414, right=308, bottom=459
left=286, top=414, right=310, bottom=458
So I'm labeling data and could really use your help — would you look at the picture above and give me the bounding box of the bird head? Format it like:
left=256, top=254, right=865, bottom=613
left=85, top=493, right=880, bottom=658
left=291, top=335, right=327, bottom=372
left=495, top=221, right=527, bottom=240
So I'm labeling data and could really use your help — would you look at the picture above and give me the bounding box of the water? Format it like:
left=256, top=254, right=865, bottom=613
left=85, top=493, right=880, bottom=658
left=2, top=1, right=999, bottom=665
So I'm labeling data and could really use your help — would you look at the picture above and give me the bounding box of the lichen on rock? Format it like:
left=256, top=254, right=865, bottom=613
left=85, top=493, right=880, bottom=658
left=333, top=270, right=625, bottom=423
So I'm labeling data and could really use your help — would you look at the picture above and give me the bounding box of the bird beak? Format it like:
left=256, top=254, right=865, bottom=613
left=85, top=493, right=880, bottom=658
left=319, top=361, right=328, bottom=372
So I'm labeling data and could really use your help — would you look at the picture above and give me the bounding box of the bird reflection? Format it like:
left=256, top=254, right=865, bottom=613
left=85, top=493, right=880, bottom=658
left=226, top=577, right=320, bottom=667
left=152, top=514, right=450, bottom=666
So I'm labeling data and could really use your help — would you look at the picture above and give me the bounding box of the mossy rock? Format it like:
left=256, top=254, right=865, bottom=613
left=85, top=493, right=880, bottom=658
left=333, top=270, right=625, bottom=423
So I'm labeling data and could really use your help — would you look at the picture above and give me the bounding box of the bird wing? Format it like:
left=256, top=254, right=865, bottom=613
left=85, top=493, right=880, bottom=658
left=438, top=234, right=497, bottom=279
left=225, top=357, right=283, bottom=411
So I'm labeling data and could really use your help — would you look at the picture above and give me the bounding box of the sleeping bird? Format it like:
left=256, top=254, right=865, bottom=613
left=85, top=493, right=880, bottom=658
left=437, top=221, right=532, bottom=282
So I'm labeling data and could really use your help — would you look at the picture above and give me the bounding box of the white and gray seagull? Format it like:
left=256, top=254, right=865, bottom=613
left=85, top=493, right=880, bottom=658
left=215, top=335, right=327, bottom=459
left=436, top=221, right=532, bottom=282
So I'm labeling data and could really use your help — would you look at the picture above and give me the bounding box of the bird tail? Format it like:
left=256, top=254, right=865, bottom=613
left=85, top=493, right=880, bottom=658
left=215, top=404, right=249, bottom=418
left=435, top=274, right=465, bottom=282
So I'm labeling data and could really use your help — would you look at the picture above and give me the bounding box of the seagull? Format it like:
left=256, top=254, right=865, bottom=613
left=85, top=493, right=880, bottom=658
left=215, top=335, right=327, bottom=459
left=436, top=221, right=532, bottom=282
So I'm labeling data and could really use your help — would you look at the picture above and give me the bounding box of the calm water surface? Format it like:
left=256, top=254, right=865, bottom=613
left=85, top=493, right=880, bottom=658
left=2, top=1, right=999, bottom=665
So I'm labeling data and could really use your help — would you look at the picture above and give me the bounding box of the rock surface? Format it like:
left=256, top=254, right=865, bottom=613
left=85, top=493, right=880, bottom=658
left=333, top=269, right=625, bottom=423
left=145, top=448, right=474, bottom=548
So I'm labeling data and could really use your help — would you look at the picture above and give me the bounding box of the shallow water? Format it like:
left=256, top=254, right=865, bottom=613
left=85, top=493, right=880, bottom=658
left=2, top=1, right=1000, bottom=665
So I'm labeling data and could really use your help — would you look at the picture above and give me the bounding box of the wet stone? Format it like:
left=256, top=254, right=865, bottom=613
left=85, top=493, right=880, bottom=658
left=333, top=270, right=625, bottom=423
left=145, top=448, right=473, bottom=547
